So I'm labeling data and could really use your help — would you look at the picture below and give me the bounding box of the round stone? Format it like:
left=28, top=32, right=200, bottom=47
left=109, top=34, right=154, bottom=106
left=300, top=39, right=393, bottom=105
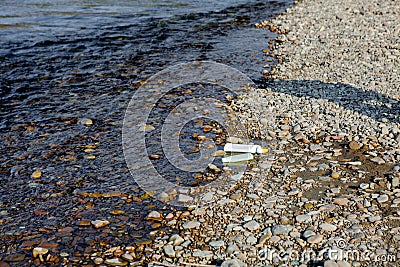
left=307, top=234, right=324, bottom=244
left=319, top=223, right=337, bottom=232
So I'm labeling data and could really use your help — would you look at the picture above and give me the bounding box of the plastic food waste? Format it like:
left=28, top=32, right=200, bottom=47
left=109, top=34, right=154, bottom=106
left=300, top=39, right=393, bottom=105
left=221, top=143, right=268, bottom=163
left=224, top=143, right=267, bottom=154
left=222, top=153, right=253, bottom=163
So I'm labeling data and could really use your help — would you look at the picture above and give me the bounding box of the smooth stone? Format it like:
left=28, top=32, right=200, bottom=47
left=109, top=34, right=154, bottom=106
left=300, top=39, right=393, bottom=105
left=243, top=215, right=253, bottom=221
left=320, top=223, right=337, bottom=232
left=368, top=215, right=381, bottom=222
left=91, top=220, right=110, bottom=228
left=246, top=235, right=257, bottom=245
left=331, top=172, right=340, bottom=179
left=258, top=234, right=271, bottom=246
left=79, top=118, right=93, bottom=126
left=192, top=251, right=213, bottom=257
left=347, top=161, right=362, bottom=166
left=139, top=124, right=154, bottom=131
left=202, top=192, right=214, bottom=202
left=32, top=247, right=48, bottom=258
left=288, top=188, right=300, bottom=196
left=209, top=240, right=225, bottom=247
left=226, top=244, right=240, bottom=254
left=269, top=235, right=281, bottom=243
left=392, top=177, right=399, bottom=188
left=158, top=192, right=169, bottom=202
left=307, top=234, right=324, bottom=244
left=377, top=194, right=389, bottom=203
left=182, top=220, right=200, bottom=229
left=146, top=211, right=162, bottom=221
left=349, top=141, right=361, bottom=150
left=310, top=144, right=322, bottom=152
left=296, top=214, right=312, bottom=223
left=333, top=198, right=349, bottom=206
left=271, top=225, right=293, bottom=236
left=370, top=157, right=385, bottom=164
left=120, top=254, right=134, bottom=262
left=243, top=220, right=260, bottom=231
left=31, top=171, right=42, bottom=179
left=93, top=258, right=103, bottom=264
left=303, top=230, right=316, bottom=239
left=169, top=234, right=184, bottom=246
left=163, top=244, right=175, bottom=258
left=3, top=254, right=25, bottom=262
left=178, top=194, right=193, bottom=203
left=208, top=163, right=220, bottom=172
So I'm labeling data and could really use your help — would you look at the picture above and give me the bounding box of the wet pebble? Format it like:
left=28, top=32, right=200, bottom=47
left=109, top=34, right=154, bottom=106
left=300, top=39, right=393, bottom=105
left=146, top=211, right=163, bottom=221
left=91, top=220, right=110, bottom=228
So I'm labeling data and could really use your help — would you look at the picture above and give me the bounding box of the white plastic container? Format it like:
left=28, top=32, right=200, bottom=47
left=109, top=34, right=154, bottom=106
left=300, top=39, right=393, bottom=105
left=222, top=153, right=253, bottom=163
left=224, top=143, right=265, bottom=154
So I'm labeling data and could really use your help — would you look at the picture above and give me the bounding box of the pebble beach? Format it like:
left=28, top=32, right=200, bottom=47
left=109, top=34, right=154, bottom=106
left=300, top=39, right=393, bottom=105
left=145, top=0, right=400, bottom=266
left=1, top=0, right=399, bottom=266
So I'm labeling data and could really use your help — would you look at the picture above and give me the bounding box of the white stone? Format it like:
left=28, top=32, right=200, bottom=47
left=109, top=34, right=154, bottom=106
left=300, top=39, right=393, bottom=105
left=296, top=214, right=312, bottom=223
left=182, top=220, right=200, bottom=229
left=163, top=244, right=175, bottom=258
left=243, top=220, right=260, bottom=231
left=320, top=222, right=337, bottom=232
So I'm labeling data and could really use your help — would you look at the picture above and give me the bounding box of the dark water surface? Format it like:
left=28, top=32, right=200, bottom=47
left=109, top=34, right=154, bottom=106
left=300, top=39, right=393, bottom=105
left=0, top=0, right=292, bottom=265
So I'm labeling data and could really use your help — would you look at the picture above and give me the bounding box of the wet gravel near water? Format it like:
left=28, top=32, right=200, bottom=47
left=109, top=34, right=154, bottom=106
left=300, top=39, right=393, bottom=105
left=0, top=0, right=293, bottom=266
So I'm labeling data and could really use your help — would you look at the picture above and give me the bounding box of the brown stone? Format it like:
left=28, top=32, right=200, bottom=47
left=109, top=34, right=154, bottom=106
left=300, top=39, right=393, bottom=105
left=31, top=171, right=42, bottom=179
left=109, top=210, right=125, bottom=215
left=20, top=240, right=40, bottom=249
left=0, top=261, right=10, bottom=267
left=34, top=210, right=48, bottom=216
left=203, top=125, right=212, bottom=132
left=349, top=141, right=361, bottom=150
left=3, top=254, right=25, bottom=262
left=333, top=197, right=350, bottom=206
left=58, top=227, right=74, bottom=232
left=32, top=247, right=48, bottom=258
left=77, top=220, right=91, bottom=227
left=39, top=243, right=59, bottom=249
left=91, top=220, right=110, bottom=228
left=151, top=223, right=162, bottom=229
left=331, top=171, right=340, bottom=179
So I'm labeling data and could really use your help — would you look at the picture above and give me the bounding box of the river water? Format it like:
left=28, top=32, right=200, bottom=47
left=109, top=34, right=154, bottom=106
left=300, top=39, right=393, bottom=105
left=0, top=0, right=292, bottom=264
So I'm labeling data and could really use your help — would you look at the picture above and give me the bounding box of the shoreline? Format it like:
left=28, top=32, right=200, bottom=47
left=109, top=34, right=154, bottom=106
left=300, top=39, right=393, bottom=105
left=146, top=0, right=400, bottom=266
left=0, top=1, right=295, bottom=267
left=1, top=0, right=399, bottom=266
